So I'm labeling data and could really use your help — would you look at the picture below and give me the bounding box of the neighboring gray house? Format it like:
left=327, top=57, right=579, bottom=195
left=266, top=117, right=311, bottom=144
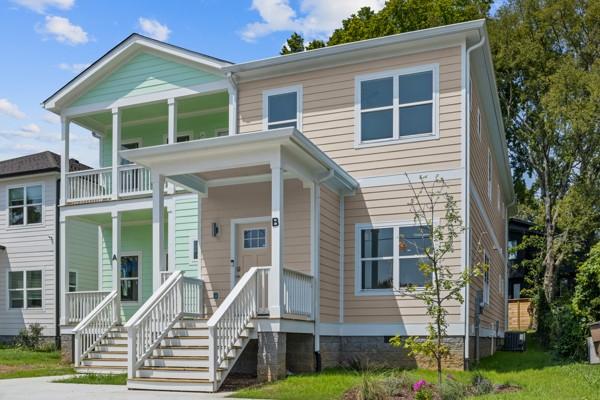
left=0, top=151, right=88, bottom=342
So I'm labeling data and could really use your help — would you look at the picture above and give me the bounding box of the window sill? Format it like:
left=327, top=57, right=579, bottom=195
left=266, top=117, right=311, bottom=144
left=355, top=133, right=439, bottom=149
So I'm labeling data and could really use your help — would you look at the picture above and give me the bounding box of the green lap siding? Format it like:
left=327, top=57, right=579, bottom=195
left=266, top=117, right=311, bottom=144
left=71, top=52, right=223, bottom=107
left=66, top=219, right=99, bottom=292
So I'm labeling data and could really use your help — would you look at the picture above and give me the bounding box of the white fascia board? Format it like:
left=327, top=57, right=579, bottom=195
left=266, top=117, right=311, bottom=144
left=224, top=20, right=484, bottom=79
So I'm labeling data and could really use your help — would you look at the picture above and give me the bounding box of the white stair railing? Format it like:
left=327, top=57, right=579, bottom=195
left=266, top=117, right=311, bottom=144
left=207, top=266, right=269, bottom=389
left=283, top=268, right=314, bottom=318
left=72, top=290, right=119, bottom=366
left=66, top=167, right=112, bottom=202
left=125, top=271, right=204, bottom=378
left=65, top=290, right=111, bottom=325
left=183, top=276, right=204, bottom=315
left=118, top=164, right=152, bottom=196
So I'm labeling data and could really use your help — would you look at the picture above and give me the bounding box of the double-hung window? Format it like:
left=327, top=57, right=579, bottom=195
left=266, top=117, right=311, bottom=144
left=357, top=224, right=432, bottom=294
left=356, top=65, right=438, bottom=145
left=8, top=185, right=42, bottom=226
left=263, top=86, right=302, bottom=130
left=8, top=270, right=42, bottom=309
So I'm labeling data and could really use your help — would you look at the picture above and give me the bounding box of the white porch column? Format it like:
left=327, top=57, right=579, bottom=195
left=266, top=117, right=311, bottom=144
left=310, top=182, right=321, bottom=351
left=167, top=98, right=177, bottom=144
left=111, top=210, right=121, bottom=323
left=59, top=217, right=67, bottom=326
left=111, top=108, right=121, bottom=200
left=152, top=172, right=166, bottom=291
left=60, top=117, right=70, bottom=205
left=227, top=80, right=237, bottom=136
left=167, top=198, right=176, bottom=272
left=269, top=158, right=284, bottom=318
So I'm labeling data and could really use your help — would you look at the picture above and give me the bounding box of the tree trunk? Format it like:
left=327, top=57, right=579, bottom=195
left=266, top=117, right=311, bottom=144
left=542, top=194, right=556, bottom=303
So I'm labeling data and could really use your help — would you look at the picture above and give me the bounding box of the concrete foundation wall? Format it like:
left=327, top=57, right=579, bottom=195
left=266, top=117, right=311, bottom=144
left=60, top=334, right=73, bottom=364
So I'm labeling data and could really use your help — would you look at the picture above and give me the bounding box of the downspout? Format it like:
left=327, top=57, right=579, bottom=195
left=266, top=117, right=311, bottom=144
left=55, top=178, right=61, bottom=348
left=313, top=169, right=334, bottom=372
left=226, top=72, right=238, bottom=136
left=464, top=35, right=486, bottom=369
left=504, top=197, right=516, bottom=335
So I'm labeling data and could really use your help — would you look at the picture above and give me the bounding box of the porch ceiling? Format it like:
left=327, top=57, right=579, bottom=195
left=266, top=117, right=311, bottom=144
left=120, top=128, right=358, bottom=194
left=69, top=209, right=157, bottom=225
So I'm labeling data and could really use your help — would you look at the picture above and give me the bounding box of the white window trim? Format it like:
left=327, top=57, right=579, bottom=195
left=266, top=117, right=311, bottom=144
left=354, top=221, right=433, bottom=297
left=6, top=182, right=44, bottom=228
left=120, top=251, right=142, bottom=304
left=483, top=250, right=490, bottom=305
left=354, top=64, right=440, bottom=148
left=68, top=271, right=78, bottom=292
left=189, top=236, right=199, bottom=264
left=242, top=228, right=268, bottom=250
left=262, top=85, right=303, bottom=131
left=487, top=149, right=493, bottom=200
left=214, top=128, right=229, bottom=137
left=7, top=269, right=44, bottom=310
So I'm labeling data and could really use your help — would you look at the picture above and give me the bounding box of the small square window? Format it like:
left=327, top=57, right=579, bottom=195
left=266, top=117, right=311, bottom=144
left=243, top=229, right=267, bottom=249
left=68, top=271, right=77, bottom=292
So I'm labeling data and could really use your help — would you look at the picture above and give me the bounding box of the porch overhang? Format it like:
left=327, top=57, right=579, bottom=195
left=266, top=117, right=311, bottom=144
left=120, top=128, right=357, bottom=194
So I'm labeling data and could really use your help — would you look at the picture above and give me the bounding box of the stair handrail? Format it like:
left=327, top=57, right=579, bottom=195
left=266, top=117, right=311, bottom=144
left=207, top=266, right=270, bottom=388
left=72, top=290, right=119, bottom=366
left=125, top=271, right=186, bottom=378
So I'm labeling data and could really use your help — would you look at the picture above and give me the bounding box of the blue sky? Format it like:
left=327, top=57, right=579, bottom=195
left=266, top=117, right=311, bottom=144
left=0, top=0, right=503, bottom=167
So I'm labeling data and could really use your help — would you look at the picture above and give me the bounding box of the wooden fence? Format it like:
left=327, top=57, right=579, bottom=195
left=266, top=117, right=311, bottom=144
left=508, top=298, right=533, bottom=331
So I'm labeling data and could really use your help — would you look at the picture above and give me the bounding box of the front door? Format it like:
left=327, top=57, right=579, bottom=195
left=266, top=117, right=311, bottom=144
left=235, top=222, right=271, bottom=281
left=120, top=254, right=140, bottom=302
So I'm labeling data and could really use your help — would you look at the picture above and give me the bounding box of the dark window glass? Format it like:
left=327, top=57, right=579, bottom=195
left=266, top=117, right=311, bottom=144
left=9, top=187, right=24, bottom=206
left=176, top=135, right=190, bottom=143
left=361, top=77, right=393, bottom=109
left=399, top=258, right=431, bottom=287
left=361, top=109, right=393, bottom=141
left=27, top=205, right=42, bottom=224
left=9, top=271, right=24, bottom=289
left=121, top=280, right=138, bottom=302
left=398, top=226, right=432, bottom=255
left=10, top=291, right=24, bottom=308
left=361, top=228, right=393, bottom=258
left=26, top=186, right=42, bottom=204
left=193, top=240, right=199, bottom=260
left=398, top=71, right=432, bottom=104
left=361, top=260, right=393, bottom=289
left=268, top=92, right=297, bottom=125
left=27, top=290, right=42, bottom=308
left=399, top=104, right=432, bottom=136
left=9, top=208, right=24, bottom=225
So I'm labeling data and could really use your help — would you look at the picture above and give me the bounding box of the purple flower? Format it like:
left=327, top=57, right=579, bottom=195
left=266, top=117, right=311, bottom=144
left=413, top=379, right=427, bottom=392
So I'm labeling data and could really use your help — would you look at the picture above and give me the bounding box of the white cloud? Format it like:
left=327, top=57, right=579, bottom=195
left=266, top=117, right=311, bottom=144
left=12, top=0, right=74, bottom=14
left=138, top=17, right=171, bottom=41
left=38, top=15, right=88, bottom=45
left=0, top=98, right=26, bottom=119
left=21, top=123, right=41, bottom=133
left=241, top=0, right=385, bottom=42
left=43, top=112, right=61, bottom=124
left=58, top=62, right=90, bottom=73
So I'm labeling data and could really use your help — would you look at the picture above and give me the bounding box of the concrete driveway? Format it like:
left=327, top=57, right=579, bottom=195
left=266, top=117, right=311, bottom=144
left=0, top=375, right=246, bottom=400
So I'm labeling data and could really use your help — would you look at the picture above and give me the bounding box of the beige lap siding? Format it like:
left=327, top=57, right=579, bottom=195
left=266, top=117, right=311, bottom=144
left=343, top=179, right=463, bottom=324
left=319, top=186, right=341, bottom=323
left=200, top=179, right=310, bottom=314
left=237, top=46, right=463, bottom=177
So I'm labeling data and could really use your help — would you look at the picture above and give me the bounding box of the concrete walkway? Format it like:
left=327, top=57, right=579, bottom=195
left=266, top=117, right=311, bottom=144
left=0, top=375, right=244, bottom=400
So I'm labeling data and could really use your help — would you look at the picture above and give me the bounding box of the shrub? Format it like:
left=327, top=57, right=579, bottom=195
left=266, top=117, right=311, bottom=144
left=14, top=323, right=44, bottom=350
left=439, top=379, right=468, bottom=400
left=470, top=371, right=494, bottom=396
left=356, top=372, right=386, bottom=400
left=548, top=302, right=588, bottom=360
left=573, top=243, right=600, bottom=323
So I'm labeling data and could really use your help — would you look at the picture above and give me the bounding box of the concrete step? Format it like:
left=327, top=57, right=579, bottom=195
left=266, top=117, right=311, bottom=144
left=128, top=377, right=214, bottom=392
left=161, top=337, right=209, bottom=347
left=82, top=357, right=127, bottom=367
left=153, top=346, right=209, bottom=357
left=137, top=366, right=220, bottom=380
left=144, top=356, right=209, bottom=368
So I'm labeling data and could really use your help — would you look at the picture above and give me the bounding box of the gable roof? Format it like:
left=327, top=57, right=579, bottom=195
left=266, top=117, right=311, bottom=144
left=42, top=33, right=233, bottom=111
left=0, top=151, right=90, bottom=179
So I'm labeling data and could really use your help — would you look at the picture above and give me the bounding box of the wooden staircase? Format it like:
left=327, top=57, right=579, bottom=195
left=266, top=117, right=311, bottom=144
left=128, top=316, right=255, bottom=392
left=76, top=325, right=127, bottom=374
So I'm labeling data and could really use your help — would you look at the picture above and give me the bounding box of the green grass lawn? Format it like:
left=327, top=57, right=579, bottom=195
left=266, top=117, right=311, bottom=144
left=54, top=373, right=127, bottom=385
left=0, top=348, right=74, bottom=379
left=233, top=336, right=600, bottom=399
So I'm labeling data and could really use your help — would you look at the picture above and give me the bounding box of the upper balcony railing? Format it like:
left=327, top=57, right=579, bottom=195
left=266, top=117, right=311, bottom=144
left=65, top=164, right=156, bottom=203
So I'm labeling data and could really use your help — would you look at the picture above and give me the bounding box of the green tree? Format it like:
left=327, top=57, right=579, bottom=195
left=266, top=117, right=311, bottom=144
left=390, top=176, right=487, bottom=385
left=281, top=32, right=305, bottom=55
left=489, top=0, right=600, bottom=303
left=573, top=242, right=600, bottom=324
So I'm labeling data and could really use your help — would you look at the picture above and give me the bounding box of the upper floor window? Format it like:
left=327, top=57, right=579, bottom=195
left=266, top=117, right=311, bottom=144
left=356, top=224, right=432, bottom=295
left=8, top=270, right=42, bottom=309
left=9, top=185, right=42, bottom=226
left=263, top=86, right=302, bottom=130
left=356, top=65, right=438, bottom=146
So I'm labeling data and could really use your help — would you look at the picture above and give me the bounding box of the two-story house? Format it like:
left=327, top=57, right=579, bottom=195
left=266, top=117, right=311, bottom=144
left=0, top=151, right=88, bottom=343
left=42, top=19, right=513, bottom=392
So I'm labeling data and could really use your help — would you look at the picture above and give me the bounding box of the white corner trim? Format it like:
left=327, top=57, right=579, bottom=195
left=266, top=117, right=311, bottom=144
left=357, top=168, right=463, bottom=188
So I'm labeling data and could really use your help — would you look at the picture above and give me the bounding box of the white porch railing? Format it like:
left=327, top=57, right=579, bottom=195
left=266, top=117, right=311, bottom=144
left=283, top=268, right=314, bottom=318
left=119, top=164, right=152, bottom=196
left=73, top=290, right=119, bottom=366
left=65, top=290, right=111, bottom=325
left=207, top=266, right=269, bottom=388
left=125, top=271, right=204, bottom=378
left=66, top=167, right=112, bottom=202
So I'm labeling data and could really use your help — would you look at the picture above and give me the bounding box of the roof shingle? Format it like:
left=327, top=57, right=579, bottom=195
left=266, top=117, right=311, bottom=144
left=0, top=151, right=90, bottom=179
